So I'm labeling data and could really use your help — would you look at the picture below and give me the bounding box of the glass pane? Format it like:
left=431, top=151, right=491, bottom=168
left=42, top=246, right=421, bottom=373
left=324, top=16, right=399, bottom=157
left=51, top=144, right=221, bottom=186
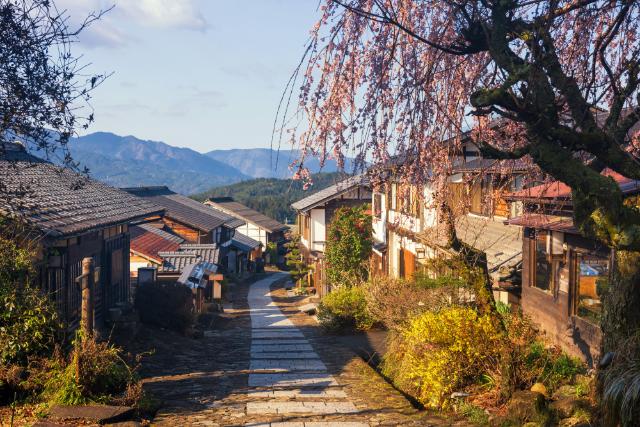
left=577, top=253, right=608, bottom=324
left=534, top=233, right=552, bottom=291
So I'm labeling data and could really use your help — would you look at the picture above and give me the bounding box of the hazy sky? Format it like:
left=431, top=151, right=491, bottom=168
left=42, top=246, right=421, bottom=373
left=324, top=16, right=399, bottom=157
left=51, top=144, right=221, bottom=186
left=59, top=0, right=320, bottom=152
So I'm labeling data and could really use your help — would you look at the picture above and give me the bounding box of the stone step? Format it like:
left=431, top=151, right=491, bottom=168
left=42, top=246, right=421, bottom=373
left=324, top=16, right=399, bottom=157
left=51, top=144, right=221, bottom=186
left=251, top=352, right=320, bottom=359
left=252, top=331, right=305, bottom=339
left=249, top=359, right=327, bottom=371
left=249, top=373, right=338, bottom=388
left=250, top=339, right=310, bottom=345
left=246, top=401, right=358, bottom=415
left=245, top=388, right=348, bottom=398
left=251, top=344, right=314, bottom=352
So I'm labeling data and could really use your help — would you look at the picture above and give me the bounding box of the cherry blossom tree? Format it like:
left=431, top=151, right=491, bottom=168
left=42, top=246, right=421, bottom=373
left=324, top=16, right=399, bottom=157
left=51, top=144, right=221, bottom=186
left=283, top=0, right=640, bottom=418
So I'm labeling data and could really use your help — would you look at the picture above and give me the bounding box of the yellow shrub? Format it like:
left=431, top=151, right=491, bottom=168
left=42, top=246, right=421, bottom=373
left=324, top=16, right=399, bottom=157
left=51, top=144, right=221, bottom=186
left=382, top=306, right=502, bottom=409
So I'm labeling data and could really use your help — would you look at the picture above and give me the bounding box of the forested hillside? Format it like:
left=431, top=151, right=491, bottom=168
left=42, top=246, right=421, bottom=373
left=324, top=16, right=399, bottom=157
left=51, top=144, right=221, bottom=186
left=192, top=172, right=347, bottom=223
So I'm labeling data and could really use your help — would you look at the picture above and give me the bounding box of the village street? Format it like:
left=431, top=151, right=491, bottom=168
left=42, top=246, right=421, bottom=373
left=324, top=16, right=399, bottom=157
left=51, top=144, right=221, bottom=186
left=138, top=272, right=464, bottom=426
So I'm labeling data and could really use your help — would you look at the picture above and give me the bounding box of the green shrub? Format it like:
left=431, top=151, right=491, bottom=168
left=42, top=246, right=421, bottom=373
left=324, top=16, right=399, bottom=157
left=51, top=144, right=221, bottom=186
left=382, top=306, right=502, bottom=409
left=135, top=282, right=194, bottom=333
left=496, top=307, right=584, bottom=397
left=0, top=285, right=60, bottom=365
left=284, top=235, right=309, bottom=285
left=317, top=285, right=374, bottom=332
left=39, top=338, right=136, bottom=406
left=365, top=275, right=465, bottom=331
left=324, top=206, right=372, bottom=286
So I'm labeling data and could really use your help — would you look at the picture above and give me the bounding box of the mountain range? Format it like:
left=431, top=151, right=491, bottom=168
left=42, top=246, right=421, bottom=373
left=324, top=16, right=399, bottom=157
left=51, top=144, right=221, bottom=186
left=66, top=132, right=351, bottom=194
left=205, top=148, right=352, bottom=180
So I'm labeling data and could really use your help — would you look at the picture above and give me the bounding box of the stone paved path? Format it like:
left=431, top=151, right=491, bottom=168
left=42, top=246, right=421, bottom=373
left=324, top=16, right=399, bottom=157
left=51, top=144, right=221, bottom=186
left=245, top=274, right=364, bottom=425
left=142, top=273, right=462, bottom=426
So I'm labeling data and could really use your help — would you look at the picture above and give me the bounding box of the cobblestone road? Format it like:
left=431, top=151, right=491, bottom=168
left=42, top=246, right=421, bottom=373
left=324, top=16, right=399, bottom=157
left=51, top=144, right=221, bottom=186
left=141, top=273, right=465, bottom=426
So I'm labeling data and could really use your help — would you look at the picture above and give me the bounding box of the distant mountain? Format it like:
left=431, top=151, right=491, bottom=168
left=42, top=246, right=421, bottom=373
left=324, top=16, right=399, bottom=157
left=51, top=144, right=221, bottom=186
left=67, top=132, right=249, bottom=194
left=205, top=148, right=354, bottom=179
left=192, top=172, right=348, bottom=223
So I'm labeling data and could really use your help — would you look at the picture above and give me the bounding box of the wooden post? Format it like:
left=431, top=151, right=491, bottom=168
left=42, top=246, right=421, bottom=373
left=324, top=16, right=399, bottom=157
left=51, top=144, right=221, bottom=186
left=80, top=257, right=94, bottom=339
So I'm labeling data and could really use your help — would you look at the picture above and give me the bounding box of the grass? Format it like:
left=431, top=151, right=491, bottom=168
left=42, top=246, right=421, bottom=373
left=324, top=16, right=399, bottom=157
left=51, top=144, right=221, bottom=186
left=457, top=401, right=489, bottom=426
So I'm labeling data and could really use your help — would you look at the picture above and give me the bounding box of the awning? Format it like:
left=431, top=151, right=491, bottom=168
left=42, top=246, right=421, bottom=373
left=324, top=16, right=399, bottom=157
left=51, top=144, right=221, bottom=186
left=222, top=233, right=261, bottom=253
left=507, top=214, right=578, bottom=234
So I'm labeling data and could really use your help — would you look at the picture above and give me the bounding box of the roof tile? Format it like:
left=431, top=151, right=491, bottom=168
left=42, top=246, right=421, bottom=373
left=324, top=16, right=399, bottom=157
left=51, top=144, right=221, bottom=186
left=0, top=145, right=163, bottom=237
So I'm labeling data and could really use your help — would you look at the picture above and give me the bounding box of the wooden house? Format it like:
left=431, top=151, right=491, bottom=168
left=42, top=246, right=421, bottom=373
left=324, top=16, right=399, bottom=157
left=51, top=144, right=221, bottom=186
left=291, top=175, right=371, bottom=295
left=0, top=142, right=163, bottom=334
left=504, top=170, right=640, bottom=365
left=221, top=232, right=262, bottom=276
left=129, top=223, right=184, bottom=276
left=370, top=150, right=526, bottom=306
left=204, top=197, right=288, bottom=248
left=130, top=223, right=222, bottom=281
left=123, top=186, right=258, bottom=275
left=122, top=186, right=245, bottom=244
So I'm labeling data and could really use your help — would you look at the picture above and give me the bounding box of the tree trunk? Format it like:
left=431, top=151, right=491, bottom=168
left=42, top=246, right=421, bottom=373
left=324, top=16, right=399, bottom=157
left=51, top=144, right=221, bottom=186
left=598, top=250, right=640, bottom=424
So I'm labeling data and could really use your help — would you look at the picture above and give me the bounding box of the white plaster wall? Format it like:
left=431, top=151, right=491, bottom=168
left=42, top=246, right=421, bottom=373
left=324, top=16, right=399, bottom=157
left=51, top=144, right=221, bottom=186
left=130, top=261, right=151, bottom=274
left=372, top=192, right=387, bottom=243
left=422, top=184, right=438, bottom=228
left=235, top=222, right=268, bottom=247
left=310, top=208, right=326, bottom=252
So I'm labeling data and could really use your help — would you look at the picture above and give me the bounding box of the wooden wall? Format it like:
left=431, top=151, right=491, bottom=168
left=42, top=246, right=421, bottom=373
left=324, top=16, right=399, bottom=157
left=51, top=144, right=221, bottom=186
left=162, top=217, right=209, bottom=243
left=43, top=227, right=130, bottom=336
left=520, top=230, right=602, bottom=366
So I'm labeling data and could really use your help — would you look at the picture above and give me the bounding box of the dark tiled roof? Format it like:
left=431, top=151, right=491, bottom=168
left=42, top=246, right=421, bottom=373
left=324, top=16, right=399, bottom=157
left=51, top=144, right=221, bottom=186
left=130, top=224, right=183, bottom=263
left=453, top=158, right=532, bottom=173
left=205, top=197, right=288, bottom=233
left=157, top=251, right=201, bottom=273
left=455, top=215, right=523, bottom=273
left=291, top=174, right=370, bottom=212
left=122, top=186, right=245, bottom=232
left=179, top=243, right=220, bottom=264
left=223, top=232, right=261, bottom=252
left=0, top=143, right=163, bottom=238
left=505, top=168, right=640, bottom=204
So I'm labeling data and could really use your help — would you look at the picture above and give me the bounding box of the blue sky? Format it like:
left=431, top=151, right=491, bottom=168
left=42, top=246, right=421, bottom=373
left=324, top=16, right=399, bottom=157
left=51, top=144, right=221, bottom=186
left=60, top=0, right=320, bottom=152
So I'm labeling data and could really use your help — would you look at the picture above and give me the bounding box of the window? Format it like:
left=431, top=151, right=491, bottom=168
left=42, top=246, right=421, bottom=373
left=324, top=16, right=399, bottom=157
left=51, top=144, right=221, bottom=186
left=373, top=193, right=382, bottom=219
left=394, top=184, right=416, bottom=215
left=532, top=231, right=553, bottom=292
left=575, top=252, right=608, bottom=324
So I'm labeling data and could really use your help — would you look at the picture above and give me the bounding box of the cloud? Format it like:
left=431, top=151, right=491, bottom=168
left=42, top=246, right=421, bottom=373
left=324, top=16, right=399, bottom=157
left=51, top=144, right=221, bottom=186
left=56, top=0, right=208, bottom=48
left=118, top=0, right=208, bottom=32
left=77, top=22, right=129, bottom=48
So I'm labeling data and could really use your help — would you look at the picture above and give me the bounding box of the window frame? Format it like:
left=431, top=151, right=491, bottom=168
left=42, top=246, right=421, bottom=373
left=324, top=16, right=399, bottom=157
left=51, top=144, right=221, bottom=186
left=571, top=249, right=609, bottom=325
left=530, top=230, right=556, bottom=294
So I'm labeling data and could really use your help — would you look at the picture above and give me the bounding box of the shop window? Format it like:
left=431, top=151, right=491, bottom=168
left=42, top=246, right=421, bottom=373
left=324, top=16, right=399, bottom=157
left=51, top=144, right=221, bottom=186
left=575, top=252, right=608, bottom=324
left=532, top=231, right=553, bottom=292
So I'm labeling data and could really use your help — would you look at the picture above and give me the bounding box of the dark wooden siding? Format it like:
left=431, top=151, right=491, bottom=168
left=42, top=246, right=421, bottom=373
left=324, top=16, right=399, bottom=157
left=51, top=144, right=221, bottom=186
left=162, top=217, right=206, bottom=243
left=42, top=229, right=131, bottom=337
left=521, top=230, right=602, bottom=366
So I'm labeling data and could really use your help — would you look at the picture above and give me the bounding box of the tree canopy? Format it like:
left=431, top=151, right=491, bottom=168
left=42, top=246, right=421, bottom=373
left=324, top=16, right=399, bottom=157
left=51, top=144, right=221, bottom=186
left=0, top=0, right=107, bottom=166
left=286, top=1, right=640, bottom=422
left=285, top=0, right=640, bottom=250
